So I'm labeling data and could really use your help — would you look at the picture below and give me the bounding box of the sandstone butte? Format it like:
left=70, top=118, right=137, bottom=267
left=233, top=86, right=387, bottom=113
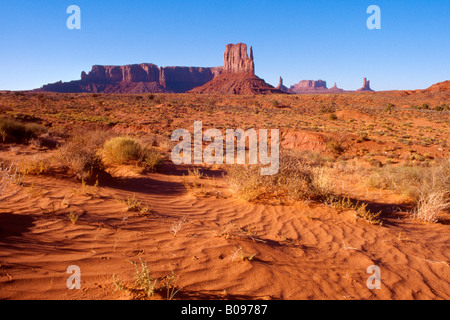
left=189, top=43, right=285, bottom=95
left=356, top=77, right=374, bottom=92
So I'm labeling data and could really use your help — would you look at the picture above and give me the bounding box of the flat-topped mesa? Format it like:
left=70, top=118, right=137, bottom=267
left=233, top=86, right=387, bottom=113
left=42, top=63, right=223, bottom=93
left=289, top=80, right=328, bottom=93
left=357, top=77, right=374, bottom=92
left=81, top=64, right=160, bottom=83
left=223, top=43, right=255, bottom=75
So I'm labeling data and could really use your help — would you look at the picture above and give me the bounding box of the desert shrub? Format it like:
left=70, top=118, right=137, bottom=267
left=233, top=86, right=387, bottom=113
left=326, top=140, right=345, bottom=157
left=385, top=103, right=396, bottom=113
left=103, top=136, right=162, bottom=169
left=113, top=259, right=181, bottom=300
left=412, top=191, right=449, bottom=223
left=59, top=129, right=111, bottom=180
left=320, top=105, right=336, bottom=114
left=434, top=104, right=449, bottom=111
left=0, top=163, right=21, bottom=199
left=271, top=100, right=280, bottom=108
left=226, top=151, right=334, bottom=203
left=0, top=118, right=45, bottom=143
left=368, top=160, right=450, bottom=222
left=143, top=148, right=163, bottom=170
left=102, top=137, right=145, bottom=165
left=329, top=113, right=338, bottom=120
left=17, top=155, right=53, bottom=176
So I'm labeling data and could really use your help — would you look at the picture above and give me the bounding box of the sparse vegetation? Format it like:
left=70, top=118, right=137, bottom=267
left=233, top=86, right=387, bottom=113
left=0, top=118, right=45, bottom=143
left=368, top=159, right=449, bottom=222
left=113, top=259, right=181, bottom=300
left=116, top=193, right=152, bottom=214
left=59, top=129, right=111, bottom=181
left=226, top=151, right=334, bottom=204
left=0, top=163, right=21, bottom=199
left=103, top=136, right=146, bottom=164
left=67, top=211, right=79, bottom=225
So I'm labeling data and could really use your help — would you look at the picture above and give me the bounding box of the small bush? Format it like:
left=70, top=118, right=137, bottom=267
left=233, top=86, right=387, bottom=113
left=0, top=164, right=21, bottom=198
left=412, top=191, right=449, bottom=223
left=0, top=118, right=45, bottom=143
left=113, top=259, right=181, bottom=300
left=368, top=160, right=449, bottom=222
left=320, top=105, right=336, bottom=114
left=143, top=148, right=163, bottom=170
left=326, top=140, right=345, bottom=157
left=103, top=137, right=145, bottom=165
left=103, top=136, right=163, bottom=169
left=59, top=129, right=111, bottom=180
left=226, top=151, right=334, bottom=204
left=385, top=103, right=396, bottom=113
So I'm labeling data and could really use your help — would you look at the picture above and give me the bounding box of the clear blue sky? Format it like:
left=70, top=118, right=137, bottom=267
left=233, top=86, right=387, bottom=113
left=0, top=0, right=449, bottom=91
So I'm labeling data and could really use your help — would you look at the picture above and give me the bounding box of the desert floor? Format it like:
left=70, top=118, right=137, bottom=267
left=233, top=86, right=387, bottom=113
left=0, top=90, right=449, bottom=299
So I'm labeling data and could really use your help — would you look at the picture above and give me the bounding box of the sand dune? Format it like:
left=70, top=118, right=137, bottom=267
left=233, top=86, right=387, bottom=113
left=1, top=168, right=448, bottom=300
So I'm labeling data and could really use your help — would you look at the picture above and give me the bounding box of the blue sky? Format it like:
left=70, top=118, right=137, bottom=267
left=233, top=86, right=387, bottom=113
left=0, top=0, right=448, bottom=91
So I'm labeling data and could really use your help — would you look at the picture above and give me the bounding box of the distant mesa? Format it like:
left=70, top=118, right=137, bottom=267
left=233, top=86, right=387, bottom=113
left=289, top=80, right=343, bottom=94
left=38, top=64, right=223, bottom=94
left=189, top=43, right=284, bottom=95
left=356, top=77, right=374, bottom=92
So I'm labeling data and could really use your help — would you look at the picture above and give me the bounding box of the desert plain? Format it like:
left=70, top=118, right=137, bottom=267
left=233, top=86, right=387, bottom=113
left=0, top=86, right=449, bottom=300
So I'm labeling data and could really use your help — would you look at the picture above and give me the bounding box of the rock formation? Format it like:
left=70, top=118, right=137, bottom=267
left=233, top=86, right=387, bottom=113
left=276, top=77, right=293, bottom=93
left=189, top=43, right=284, bottom=95
left=289, top=80, right=329, bottom=94
left=356, top=77, right=374, bottom=92
left=159, top=66, right=223, bottom=93
left=39, top=64, right=223, bottom=94
left=327, top=82, right=344, bottom=93
left=223, top=43, right=255, bottom=74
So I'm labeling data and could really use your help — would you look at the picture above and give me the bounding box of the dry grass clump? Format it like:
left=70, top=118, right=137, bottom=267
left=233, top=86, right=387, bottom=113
left=113, top=259, right=181, bottom=300
left=59, top=129, right=111, bottom=181
left=115, top=193, right=152, bottom=215
left=412, top=191, right=449, bottom=223
left=0, top=118, right=46, bottom=143
left=17, top=155, right=54, bottom=176
left=0, top=163, right=21, bottom=199
left=226, top=151, right=334, bottom=204
left=368, top=159, right=449, bottom=222
left=102, top=137, right=145, bottom=164
left=102, top=136, right=163, bottom=169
